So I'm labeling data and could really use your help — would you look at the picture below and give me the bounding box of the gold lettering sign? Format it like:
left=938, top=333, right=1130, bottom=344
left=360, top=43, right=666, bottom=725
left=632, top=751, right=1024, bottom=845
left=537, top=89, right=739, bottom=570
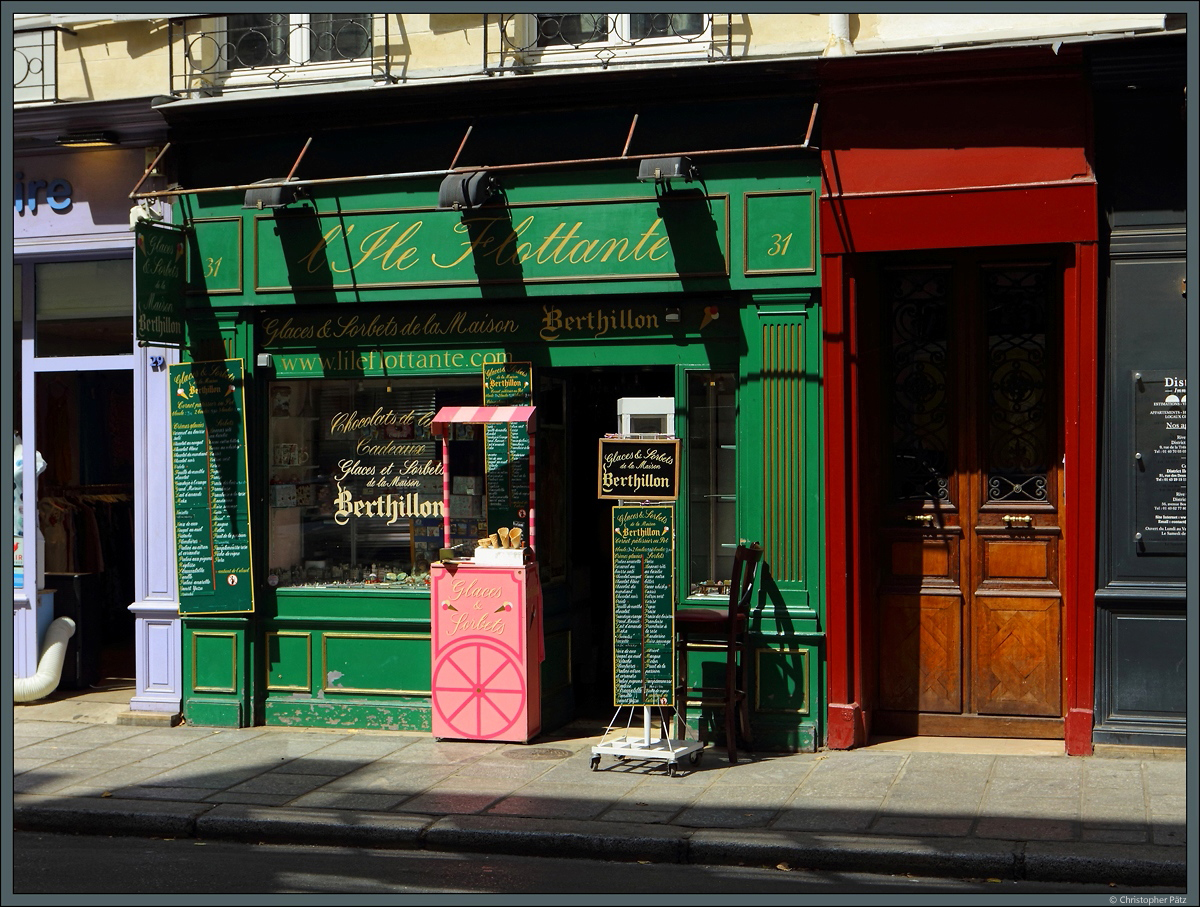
left=254, top=197, right=733, bottom=292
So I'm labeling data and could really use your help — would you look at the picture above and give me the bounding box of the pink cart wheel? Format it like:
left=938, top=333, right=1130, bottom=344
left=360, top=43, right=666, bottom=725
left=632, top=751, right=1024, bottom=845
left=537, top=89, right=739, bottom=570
left=432, top=639, right=526, bottom=739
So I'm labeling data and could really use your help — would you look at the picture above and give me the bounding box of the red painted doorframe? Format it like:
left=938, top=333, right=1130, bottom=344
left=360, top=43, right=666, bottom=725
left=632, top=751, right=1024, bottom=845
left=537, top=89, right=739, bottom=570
left=820, top=184, right=1098, bottom=754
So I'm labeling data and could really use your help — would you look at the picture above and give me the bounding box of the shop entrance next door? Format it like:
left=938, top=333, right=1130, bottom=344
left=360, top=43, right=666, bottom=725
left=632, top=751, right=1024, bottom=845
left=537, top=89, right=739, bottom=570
left=862, top=252, right=1066, bottom=738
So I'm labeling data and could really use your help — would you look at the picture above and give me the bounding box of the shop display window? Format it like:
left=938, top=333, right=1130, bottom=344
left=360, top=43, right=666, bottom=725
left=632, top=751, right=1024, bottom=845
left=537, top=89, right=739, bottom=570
left=687, top=370, right=737, bottom=597
left=267, top=376, right=485, bottom=592
left=34, top=259, right=133, bottom=357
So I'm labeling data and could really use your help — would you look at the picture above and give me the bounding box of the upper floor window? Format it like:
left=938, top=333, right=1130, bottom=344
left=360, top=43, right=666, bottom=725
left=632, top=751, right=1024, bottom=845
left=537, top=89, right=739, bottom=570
left=224, top=14, right=371, bottom=70
left=14, top=26, right=58, bottom=103
left=173, top=14, right=377, bottom=96
left=534, top=13, right=706, bottom=48
left=505, top=13, right=713, bottom=67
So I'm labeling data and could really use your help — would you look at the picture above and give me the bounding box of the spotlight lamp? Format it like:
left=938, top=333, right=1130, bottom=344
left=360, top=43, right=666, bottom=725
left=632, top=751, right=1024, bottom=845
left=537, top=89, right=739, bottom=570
left=243, top=179, right=304, bottom=210
left=437, top=171, right=500, bottom=211
left=637, top=156, right=698, bottom=186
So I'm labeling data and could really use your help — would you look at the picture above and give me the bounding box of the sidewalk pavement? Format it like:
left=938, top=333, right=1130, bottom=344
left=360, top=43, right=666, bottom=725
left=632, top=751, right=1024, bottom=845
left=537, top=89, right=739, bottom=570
left=11, top=683, right=1190, bottom=890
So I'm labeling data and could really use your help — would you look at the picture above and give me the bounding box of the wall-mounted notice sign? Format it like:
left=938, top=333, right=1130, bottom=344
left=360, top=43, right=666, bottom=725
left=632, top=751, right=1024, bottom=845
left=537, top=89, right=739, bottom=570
left=612, top=504, right=675, bottom=707
left=598, top=438, right=680, bottom=501
left=169, top=359, right=254, bottom=613
left=135, top=221, right=186, bottom=347
left=1133, top=370, right=1186, bottom=555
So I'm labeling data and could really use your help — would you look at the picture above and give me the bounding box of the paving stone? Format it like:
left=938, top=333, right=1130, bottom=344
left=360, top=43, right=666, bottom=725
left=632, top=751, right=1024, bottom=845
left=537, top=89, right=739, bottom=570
left=1080, top=826, right=1150, bottom=844
left=707, top=754, right=820, bottom=787
left=396, top=790, right=502, bottom=815
left=307, top=735, right=422, bottom=758
left=772, top=805, right=877, bottom=832
left=486, top=786, right=610, bottom=820
left=871, top=815, right=976, bottom=837
left=974, top=816, right=1078, bottom=841
left=205, top=791, right=299, bottom=807
left=108, top=785, right=217, bottom=802
left=268, top=756, right=377, bottom=775
left=597, top=807, right=678, bottom=824
left=223, top=772, right=339, bottom=796
left=387, top=740, right=503, bottom=764
left=288, top=790, right=410, bottom=811
left=673, top=806, right=780, bottom=828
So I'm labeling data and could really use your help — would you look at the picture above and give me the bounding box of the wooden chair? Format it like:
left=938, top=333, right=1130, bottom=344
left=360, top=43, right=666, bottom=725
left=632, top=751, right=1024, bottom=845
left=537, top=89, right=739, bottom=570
left=674, top=542, right=763, bottom=764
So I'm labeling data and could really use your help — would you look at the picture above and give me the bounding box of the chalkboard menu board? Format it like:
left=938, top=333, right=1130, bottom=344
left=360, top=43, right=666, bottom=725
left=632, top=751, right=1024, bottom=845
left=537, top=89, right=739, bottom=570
left=483, top=362, right=532, bottom=535
left=612, top=504, right=675, bottom=706
left=598, top=438, right=680, bottom=501
left=1133, top=370, right=1187, bottom=554
left=170, top=359, right=254, bottom=613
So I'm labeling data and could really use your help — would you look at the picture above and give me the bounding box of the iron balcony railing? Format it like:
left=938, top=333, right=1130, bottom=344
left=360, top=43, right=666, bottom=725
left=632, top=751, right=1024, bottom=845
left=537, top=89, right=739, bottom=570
left=485, top=13, right=731, bottom=73
left=167, top=13, right=731, bottom=99
left=168, top=14, right=394, bottom=98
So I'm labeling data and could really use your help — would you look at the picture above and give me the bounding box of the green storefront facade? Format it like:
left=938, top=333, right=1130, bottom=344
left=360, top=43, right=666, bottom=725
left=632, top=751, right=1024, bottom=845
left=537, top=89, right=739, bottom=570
left=167, top=98, right=826, bottom=750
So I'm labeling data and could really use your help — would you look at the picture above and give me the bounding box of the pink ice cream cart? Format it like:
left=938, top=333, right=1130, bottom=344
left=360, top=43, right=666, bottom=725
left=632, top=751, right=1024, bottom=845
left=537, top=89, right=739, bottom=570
left=429, top=405, right=543, bottom=743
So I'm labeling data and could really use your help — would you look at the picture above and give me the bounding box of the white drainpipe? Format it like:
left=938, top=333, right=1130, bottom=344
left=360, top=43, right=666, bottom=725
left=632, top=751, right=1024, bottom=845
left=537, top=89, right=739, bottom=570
left=14, top=616, right=76, bottom=703
left=825, top=14, right=856, bottom=57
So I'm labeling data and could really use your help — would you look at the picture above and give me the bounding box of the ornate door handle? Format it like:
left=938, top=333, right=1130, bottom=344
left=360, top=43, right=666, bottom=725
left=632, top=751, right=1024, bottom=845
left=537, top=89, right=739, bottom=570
left=906, top=514, right=935, bottom=525
left=1002, top=514, right=1033, bottom=527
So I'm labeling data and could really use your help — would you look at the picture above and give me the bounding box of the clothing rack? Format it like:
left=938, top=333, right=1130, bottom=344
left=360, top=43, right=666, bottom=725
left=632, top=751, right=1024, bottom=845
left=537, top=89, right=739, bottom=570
left=41, top=483, right=133, bottom=499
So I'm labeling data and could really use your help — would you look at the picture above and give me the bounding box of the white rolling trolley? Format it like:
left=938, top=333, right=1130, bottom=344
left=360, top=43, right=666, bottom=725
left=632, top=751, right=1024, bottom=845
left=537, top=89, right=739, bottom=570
left=589, top=402, right=700, bottom=775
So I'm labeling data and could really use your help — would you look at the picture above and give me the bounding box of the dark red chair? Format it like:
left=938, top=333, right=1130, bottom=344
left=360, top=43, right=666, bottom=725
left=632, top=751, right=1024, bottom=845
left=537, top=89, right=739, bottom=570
left=674, top=542, right=763, bottom=764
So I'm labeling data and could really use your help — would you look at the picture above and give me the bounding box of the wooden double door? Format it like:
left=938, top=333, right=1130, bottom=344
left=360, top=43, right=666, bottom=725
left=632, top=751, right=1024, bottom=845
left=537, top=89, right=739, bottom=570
left=862, top=251, right=1065, bottom=738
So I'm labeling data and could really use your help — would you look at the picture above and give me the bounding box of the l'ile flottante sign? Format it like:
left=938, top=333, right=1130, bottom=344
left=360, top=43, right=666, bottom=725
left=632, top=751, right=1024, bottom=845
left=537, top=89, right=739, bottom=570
left=250, top=196, right=733, bottom=291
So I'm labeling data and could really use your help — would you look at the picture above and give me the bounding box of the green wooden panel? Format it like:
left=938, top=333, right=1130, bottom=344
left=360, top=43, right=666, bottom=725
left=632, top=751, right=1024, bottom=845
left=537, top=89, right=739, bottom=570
left=755, top=645, right=812, bottom=716
left=192, top=631, right=239, bottom=692
left=737, top=303, right=824, bottom=630
left=186, top=700, right=244, bottom=728
left=270, top=588, right=433, bottom=624
left=186, top=217, right=243, bottom=295
left=265, top=632, right=311, bottom=691
left=264, top=699, right=430, bottom=731
left=321, top=632, right=432, bottom=695
left=743, top=190, right=818, bottom=277
left=760, top=320, right=807, bottom=583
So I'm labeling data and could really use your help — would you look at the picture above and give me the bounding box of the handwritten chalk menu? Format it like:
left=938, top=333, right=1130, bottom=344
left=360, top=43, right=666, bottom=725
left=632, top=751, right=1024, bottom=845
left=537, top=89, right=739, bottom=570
left=612, top=505, right=675, bottom=706
left=1133, top=370, right=1187, bottom=554
left=170, top=359, right=254, bottom=613
left=483, top=362, right=532, bottom=535
left=598, top=438, right=681, bottom=501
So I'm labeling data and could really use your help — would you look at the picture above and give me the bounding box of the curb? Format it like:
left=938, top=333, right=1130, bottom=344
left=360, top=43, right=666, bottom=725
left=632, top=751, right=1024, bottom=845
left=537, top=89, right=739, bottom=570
left=14, top=794, right=1186, bottom=887
left=13, top=794, right=210, bottom=840
left=196, top=803, right=431, bottom=849
left=423, top=814, right=689, bottom=864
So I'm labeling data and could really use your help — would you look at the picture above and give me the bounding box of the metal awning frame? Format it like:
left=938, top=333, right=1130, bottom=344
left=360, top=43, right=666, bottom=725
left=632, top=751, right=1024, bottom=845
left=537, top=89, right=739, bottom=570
left=128, top=103, right=820, bottom=202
